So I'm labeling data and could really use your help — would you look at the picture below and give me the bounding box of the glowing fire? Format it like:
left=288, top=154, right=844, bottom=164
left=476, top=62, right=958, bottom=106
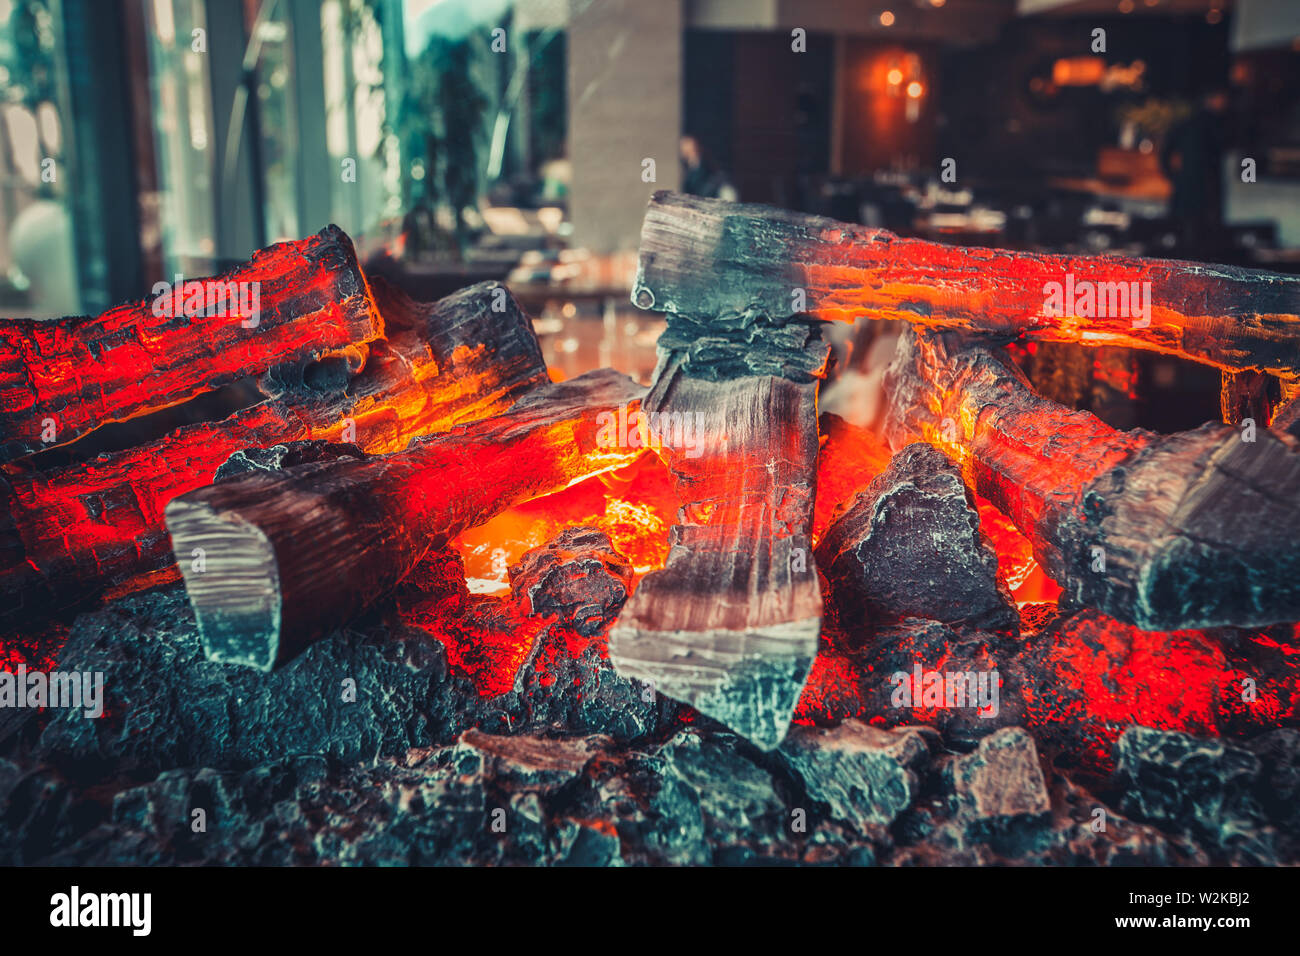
left=452, top=451, right=679, bottom=594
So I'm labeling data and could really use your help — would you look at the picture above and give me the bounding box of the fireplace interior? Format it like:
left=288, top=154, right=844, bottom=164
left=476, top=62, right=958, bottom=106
left=1, top=193, right=1298, bottom=867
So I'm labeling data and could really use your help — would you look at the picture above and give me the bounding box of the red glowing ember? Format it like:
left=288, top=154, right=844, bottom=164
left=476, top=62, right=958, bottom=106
left=3, top=200, right=1297, bottom=784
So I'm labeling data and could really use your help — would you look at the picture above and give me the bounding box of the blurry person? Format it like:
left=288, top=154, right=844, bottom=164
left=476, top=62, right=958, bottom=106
left=10, top=190, right=79, bottom=318
left=679, top=135, right=737, bottom=201
left=1161, top=90, right=1229, bottom=252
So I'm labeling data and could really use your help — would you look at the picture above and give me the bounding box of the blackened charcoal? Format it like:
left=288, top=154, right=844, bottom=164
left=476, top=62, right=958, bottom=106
left=7, top=717, right=1271, bottom=865
left=816, top=442, right=1018, bottom=632
left=1113, top=726, right=1277, bottom=863
left=780, top=721, right=935, bottom=827
left=509, top=527, right=633, bottom=636
left=214, top=440, right=365, bottom=483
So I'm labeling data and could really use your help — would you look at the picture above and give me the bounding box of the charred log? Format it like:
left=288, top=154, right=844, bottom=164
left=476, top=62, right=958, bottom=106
left=1220, top=369, right=1281, bottom=427
left=633, top=191, right=1300, bottom=378
left=884, top=325, right=1300, bottom=630
left=0, top=225, right=383, bottom=462
left=213, top=440, right=366, bottom=482
left=609, top=334, right=827, bottom=751
left=165, top=370, right=645, bottom=671
left=0, top=281, right=548, bottom=620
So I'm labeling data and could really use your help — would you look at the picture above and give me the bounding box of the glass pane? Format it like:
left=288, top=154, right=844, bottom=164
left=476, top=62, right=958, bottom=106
left=0, top=0, right=80, bottom=317
left=251, top=2, right=299, bottom=241
left=141, top=0, right=216, bottom=276
left=322, top=0, right=394, bottom=237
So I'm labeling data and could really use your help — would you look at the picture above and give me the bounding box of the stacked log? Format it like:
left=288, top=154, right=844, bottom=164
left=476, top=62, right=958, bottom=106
left=165, top=370, right=645, bottom=670
left=883, top=324, right=1300, bottom=630
left=0, top=226, right=383, bottom=461
left=2, top=266, right=548, bottom=617
left=634, top=190, right=1300, bottom=378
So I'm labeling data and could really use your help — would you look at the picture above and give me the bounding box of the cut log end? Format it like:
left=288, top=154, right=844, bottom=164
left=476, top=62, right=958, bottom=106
left=610, top=617, right=821, bottom=751
left=166, top=499, right=282, bottom=671
left=1105, top=427, right=1300, bottom=630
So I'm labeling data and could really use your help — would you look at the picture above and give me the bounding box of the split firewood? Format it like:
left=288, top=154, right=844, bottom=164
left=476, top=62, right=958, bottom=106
left=633, top=191, right=1300, bottom=378
left=884, top=324, right=1300, bottom=631
left=0, top=225, right=383, bottom=462
left=609, top=329, right=828, bottom=751
left=165, top=369, right=645, bottom=671
left=1, top=280, right=549, bottom=619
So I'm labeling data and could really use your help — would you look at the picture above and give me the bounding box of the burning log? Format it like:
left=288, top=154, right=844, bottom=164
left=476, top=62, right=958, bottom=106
left=166, top=370, right=645, bottom=671
left=609, top=333, right=827, bottom=751
left=1, top=281, right=549, bottom=618
left=0, top=225, right=384, bottom=462
left=633, top=191, right=1300, bottom=378
left=884, top=324, right=1300, bottom=631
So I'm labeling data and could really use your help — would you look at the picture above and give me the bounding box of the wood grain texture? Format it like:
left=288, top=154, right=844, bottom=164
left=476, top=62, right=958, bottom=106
left=1219, top=369, right=1280, bottom=427
left=166, top=370, right=645, bottom=670
left=0, top=225, right=383, bottom=461
left=1, top=280, right=548, bottom=619
left=884, top=324, right=1300, bottom=630
left=609, top=347, right=826, bottom=751
left=633, top=191, right=1300, bottom=377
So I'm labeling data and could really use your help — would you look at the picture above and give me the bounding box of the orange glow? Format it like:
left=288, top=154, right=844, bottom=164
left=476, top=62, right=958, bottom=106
left=453, top=451, right=680, bottom=593
left=879, top=10, right=895, bottom=26
left=1052, top=57, right=1106, bottom=87
left=395, top=550, right=546, bottom=698
left=813, top=414, right=892, bottom=544
left=886, top=68, right=903, bottom=86
left=0, top=230, right=383, bottom=454
left=811, top=415, right=1058, bottom=611
left=973, top=494, right=1062, bottom=607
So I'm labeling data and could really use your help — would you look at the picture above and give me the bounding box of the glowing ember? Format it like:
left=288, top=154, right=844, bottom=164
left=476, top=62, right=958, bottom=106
left=395, top=549, right=545, bottom=698
left=973, top=494, right=1062, bottom=607
left=1022, top=611, right=1300, bottom=772
left=0, top=226, right=383, bottom=461
left=812, top=413, right=893, bottom=544
left=453, top=451, right=679, bottom=593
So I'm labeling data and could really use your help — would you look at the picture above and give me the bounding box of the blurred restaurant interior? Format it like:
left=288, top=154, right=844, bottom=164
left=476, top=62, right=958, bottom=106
left=1, top=0, right=1298, bottom=429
